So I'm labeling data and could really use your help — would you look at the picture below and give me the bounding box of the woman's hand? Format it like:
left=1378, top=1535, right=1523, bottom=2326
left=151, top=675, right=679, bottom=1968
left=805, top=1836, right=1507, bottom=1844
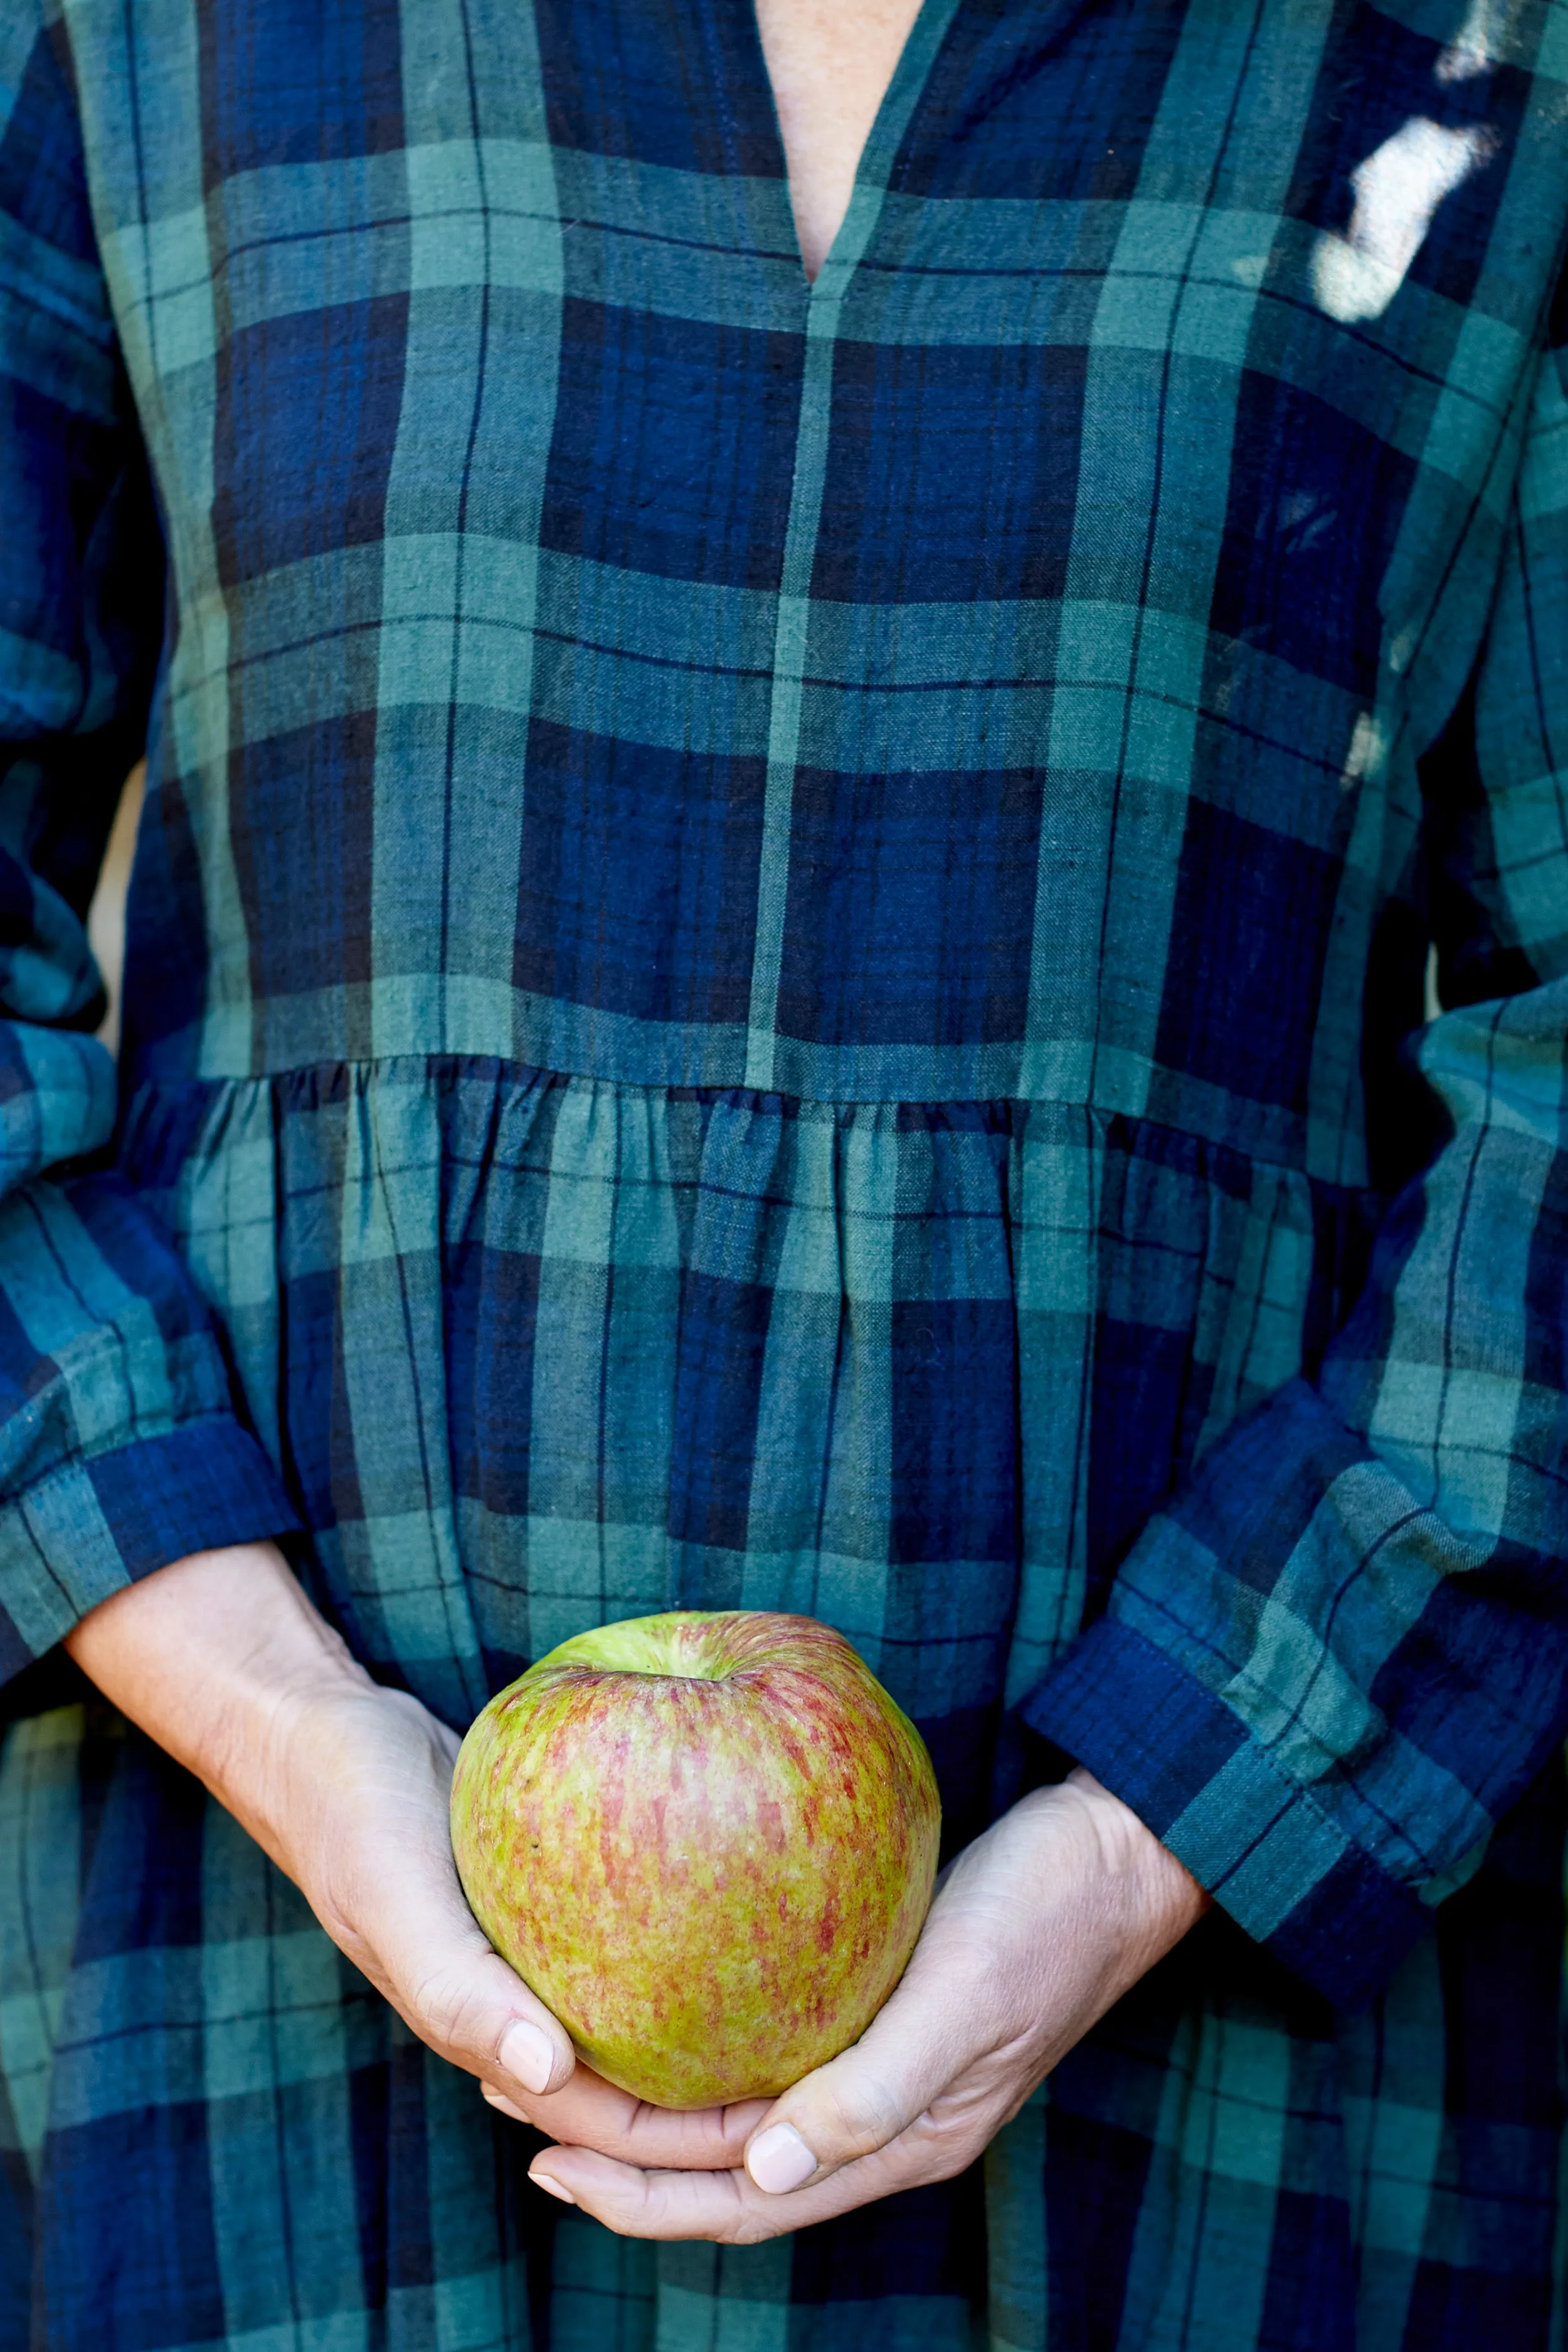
left=524, top=1769, right=1210, bottom=2240
left=62, top=1546, right=592, bottom=2112
left=62, top=1545, right=775, bottom=2173
left=65, top=1554, right=1208, bottom=2207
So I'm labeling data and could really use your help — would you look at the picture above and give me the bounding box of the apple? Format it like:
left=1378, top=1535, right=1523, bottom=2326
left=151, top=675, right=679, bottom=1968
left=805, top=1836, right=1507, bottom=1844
left=450, top=1609, right=941, bottom=2109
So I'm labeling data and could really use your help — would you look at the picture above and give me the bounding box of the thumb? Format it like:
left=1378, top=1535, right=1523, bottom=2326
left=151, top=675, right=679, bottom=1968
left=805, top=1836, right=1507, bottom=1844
left=327, top=1829, right=578, bottom=2104
left=741, top=1973, right=965, bottom=2196
left=258, top=1670, right=580, bottom=2107
left=397, top=1925, right=580, bottom=2104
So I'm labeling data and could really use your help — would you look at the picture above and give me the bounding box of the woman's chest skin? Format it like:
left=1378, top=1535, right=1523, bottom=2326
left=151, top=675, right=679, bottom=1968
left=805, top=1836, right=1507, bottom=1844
left=754, top=0, right=925, bottom=275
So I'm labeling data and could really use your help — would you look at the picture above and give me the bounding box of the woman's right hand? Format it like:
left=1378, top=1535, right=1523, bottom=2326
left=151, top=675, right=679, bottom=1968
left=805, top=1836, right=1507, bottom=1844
left=63, top=1542, right=763, bottom=2174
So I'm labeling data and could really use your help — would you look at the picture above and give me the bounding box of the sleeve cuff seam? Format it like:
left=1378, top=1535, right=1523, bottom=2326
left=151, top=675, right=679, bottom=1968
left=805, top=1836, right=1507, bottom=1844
left=1099, top=1597, right=1413, bottom=1885
left=1076, top=1614, right=1404, bottom=1892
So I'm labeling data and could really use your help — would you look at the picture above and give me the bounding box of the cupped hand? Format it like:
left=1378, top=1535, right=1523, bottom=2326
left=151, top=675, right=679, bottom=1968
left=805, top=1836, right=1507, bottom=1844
left=249, top=1660, right=771, bottom=2169
left=65, top=1549, right=1207, bottom=2203
left=524, top=1768, right=1209, bottom=2239
left=63, top=1542, right=769, bottom=2169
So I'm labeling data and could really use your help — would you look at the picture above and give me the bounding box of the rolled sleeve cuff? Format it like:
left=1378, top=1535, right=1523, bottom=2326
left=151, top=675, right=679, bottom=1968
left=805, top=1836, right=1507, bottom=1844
left=0, top=1416, right=301, bottom=1682
left=1020, top=1615, right=1431, bottom=2010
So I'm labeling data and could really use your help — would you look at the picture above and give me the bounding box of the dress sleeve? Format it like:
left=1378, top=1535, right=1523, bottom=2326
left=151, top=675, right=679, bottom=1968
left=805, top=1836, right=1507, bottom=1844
left=1023, top=306, right=1568, bottom=2010
left=0, top=7, right=297, bottom=1685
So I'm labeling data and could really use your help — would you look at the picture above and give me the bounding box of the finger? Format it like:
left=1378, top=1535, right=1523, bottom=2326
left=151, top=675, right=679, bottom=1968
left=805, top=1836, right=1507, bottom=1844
left=297, top=1698, right=583, bottom=2108
left=597, top=2094, right=769, bottom=2170
left=401, top=1932, right=580, bottom=2101
left=529, top=2126, right=947, bottom=2243
left=482, top=2084, right=529, bottom=2123
left=529, top=2148, right=750, bottom=2235
left=740, top=1954, right=976, bottom=2196
left=351, top=1845, right=579, bottom=2102
left=500, top=2063, right=770, bottom=2170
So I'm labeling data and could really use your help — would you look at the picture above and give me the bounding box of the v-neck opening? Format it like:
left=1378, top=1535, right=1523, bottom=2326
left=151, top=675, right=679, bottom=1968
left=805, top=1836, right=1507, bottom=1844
left=737, top=0, right=961, bottom=294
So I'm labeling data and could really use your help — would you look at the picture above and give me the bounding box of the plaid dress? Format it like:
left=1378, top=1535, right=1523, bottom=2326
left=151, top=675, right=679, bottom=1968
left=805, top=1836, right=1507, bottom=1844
left=3, top=0, right=1568, bottom=2339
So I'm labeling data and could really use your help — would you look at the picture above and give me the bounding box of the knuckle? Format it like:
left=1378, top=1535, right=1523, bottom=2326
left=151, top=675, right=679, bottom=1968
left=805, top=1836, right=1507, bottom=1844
left=729, top=2211, right=785, bottom=2247
left=408, top=1961, right=489, bottom=2057
left=312, top=1857, right=373, bottom=1957
left=584, top=2205, right=637, bottom=2240
left=820, top=2070, right=905, bottom=2159
left=642, top=2178, right=704, bottom=2242
left=914, top=2119, right=988, bottom=2186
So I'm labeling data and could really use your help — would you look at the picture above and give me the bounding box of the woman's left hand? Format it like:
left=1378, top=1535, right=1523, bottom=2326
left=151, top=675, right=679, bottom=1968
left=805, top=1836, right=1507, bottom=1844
left=521, top=1767, right=1210, bottom=2242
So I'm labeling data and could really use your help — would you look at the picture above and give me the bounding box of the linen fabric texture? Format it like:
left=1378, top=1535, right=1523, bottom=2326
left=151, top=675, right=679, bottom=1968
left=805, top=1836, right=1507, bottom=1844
left=2, top=0, right=1568, bottom=2341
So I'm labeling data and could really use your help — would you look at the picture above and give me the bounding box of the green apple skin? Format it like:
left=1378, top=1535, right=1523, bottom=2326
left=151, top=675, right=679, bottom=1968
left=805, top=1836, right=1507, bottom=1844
left=450, top=1610, right=941, bottom=2109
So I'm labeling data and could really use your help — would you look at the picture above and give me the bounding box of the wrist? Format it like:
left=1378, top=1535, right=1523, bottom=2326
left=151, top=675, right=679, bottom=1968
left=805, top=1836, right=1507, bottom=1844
left=64, top=1542, right=370, bottom=1846
left=1060, top=1765, right=1212, bottom=1963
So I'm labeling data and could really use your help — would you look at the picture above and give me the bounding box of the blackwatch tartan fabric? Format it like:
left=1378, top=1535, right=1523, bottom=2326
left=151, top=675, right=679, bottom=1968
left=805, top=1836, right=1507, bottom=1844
left=3, top=0, right=1568, bottom=2339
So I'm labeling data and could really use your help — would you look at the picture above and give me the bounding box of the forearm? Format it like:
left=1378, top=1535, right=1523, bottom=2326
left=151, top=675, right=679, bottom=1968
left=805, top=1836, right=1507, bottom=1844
left=63, top=1541, right=373, bottom=1879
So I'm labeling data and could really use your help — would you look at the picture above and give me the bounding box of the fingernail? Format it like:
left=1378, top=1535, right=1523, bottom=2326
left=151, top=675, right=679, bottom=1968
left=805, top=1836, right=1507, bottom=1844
left=746, top=2122, right=818, bottom=2195
left=499, top=2018, right=555, bottom=2095
left=481, top=2083, right=529, bottom=2122
left=531, top=2171, right=576, bottom=2206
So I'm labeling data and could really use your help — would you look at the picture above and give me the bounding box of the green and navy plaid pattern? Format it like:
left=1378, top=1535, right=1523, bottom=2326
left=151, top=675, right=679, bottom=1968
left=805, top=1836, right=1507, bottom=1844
left=3, top=0, right=1568, bottom=2340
